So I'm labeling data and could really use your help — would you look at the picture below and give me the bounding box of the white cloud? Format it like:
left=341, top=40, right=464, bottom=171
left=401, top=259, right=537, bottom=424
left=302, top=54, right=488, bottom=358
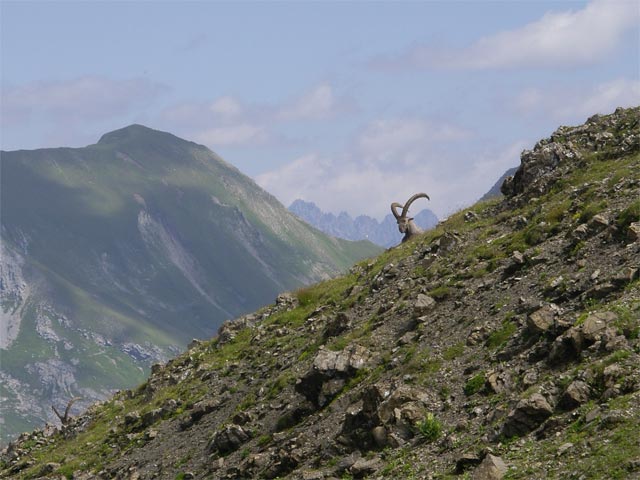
left=513, top=77, right=640, bottom=121
left=209, top=96, right=243, bottom=117
left=277, top=83, right=353, bottom=121
left=372, top=0, right=639, bottom=70
left=256, top=117, right=521, bottom=219
left=157, top=82, right=355, bottom=148
left=193, top=124, right=268, bottom=146
left=356, top=118, right=471, bottom=166
left=1, top=76, right=167, bottom=127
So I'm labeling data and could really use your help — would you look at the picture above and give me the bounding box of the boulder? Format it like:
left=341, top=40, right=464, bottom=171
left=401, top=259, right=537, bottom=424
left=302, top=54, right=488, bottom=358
left=324, top=312, right=352, bottom=338
left=472, top=454, right=507, bottom=480
left=313, top=344, right=370, bottom=374
left=141, top=408, right=163, bottom=427
left=628, top=222, right=640, bottom=242
left=582, top=312, right=617, bottom=342
left=486, top=370, right=513, bottom=395
left=455, top=452, right=483, bottom=473
left=413, top=294, right=436, bottom=317
left=210, top=425, right=250, bottom=454
left=350, top=457, right=382, bottom=478
left=559, top=380, right=591, bottom=410
left=502, top=393, right=553, bottom=437
left=526, top=304, right=558, bottom=334
left=296, top=345, right=370, bottom=407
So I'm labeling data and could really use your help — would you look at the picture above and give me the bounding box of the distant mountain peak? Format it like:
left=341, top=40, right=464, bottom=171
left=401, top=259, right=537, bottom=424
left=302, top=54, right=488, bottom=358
left=289, top=199, right=438, bottom=247
left=97, top=124, right=184, bottom=146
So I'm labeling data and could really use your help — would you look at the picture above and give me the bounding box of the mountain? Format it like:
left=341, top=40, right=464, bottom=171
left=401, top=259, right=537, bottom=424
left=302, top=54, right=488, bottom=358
left=289, top=199, right=438, bottom=247
left=2, top=107, right=639, bottom=480
left=0, top=125, right=381, bottom=444
left=480, top=166, right=518, bottom=201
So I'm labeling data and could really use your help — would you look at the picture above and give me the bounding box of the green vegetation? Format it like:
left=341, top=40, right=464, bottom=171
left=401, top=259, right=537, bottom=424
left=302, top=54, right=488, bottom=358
left=616, top=199, right=640, bottom=230
left=464, top=373, right=486, bottom=396
left=486, top=321, right=517, bottom=350
left=416, top=413, right=442, bottom=442
left=443, top=342, right=465, bottom=361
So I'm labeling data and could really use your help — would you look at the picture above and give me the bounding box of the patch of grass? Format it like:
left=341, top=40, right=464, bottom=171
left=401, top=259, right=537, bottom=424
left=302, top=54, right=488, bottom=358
left=257, top=434, right=272, bottom=447
left=486, top=321, right=517, bottom=350
left=610, top=301, right=640, bottom=339
left=429, top=285, right=452, bottom=300
left=416, top=413, right=442, bottom=442
left=464, top=373, right=486, bottom=396
left=616, top=199, right=640, bottom=230
left=577, top=201, right=606, bottom=224
left=443, top=342, right=465, bottom=361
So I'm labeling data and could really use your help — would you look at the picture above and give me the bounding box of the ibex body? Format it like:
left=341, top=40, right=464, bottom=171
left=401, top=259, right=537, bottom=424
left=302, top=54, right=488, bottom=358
left=391, top=193, right=430, bottom=243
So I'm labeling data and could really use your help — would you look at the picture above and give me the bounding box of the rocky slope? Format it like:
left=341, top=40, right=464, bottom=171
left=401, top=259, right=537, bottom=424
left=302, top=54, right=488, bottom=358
left=0, top=125, right=380, bottom=444
left=289, top=200, right=438, bottom=248
left=1, top=107, right=639, bottom=479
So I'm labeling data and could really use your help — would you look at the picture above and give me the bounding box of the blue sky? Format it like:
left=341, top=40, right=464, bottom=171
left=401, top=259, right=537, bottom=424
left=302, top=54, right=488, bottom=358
left=1, top=0, right=638, bottom=218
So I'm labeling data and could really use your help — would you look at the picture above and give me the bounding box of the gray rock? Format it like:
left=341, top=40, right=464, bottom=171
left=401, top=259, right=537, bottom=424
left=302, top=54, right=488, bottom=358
left=527, top=305, right=557, bottom=334
left=582, top=312, right=617, bottom=342
left=588, top=214, right=609, bottom=231
left=472, top=454, right=507, bottom=480
left=628, top=222, right=640, bottom=242
left=210, top=424, right=250, bottom=454
left=371, top=425, right=388, bottom=448
left=313, top=345, right=370, bottom=374
left=141, top=408, right=162, bottom=427
left=350, top=457, right=382, bottom=478
left=560, top=380, right=590, bottom=410
left=124, top=411, right=140, bottom=426
left=324, top=312, right=352, bottom=338
left=486, top=370, right=512, bottom=395
left=413, top=294, right=436, bottom=317
left=502, top=393, right=553, bottom=437
left=455, top=452, right=482, bottom=473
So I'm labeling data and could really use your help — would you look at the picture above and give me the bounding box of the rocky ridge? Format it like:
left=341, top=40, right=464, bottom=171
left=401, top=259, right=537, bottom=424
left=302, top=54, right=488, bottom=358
left=2, top=107, right=639, bottom=479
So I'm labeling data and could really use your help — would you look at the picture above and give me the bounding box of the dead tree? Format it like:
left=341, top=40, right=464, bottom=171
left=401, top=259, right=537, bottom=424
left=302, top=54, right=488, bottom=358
left=391, top=193, right=430, bottom=243
left=52, top=397, right=82, bottom=426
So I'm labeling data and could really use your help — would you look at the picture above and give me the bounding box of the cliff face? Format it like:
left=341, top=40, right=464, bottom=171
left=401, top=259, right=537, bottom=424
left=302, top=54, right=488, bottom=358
left=2, top=107, right=639, bottom=480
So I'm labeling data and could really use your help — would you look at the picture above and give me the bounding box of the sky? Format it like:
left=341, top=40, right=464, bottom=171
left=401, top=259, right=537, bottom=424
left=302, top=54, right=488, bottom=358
left=1, top=0, right=639, bottom=219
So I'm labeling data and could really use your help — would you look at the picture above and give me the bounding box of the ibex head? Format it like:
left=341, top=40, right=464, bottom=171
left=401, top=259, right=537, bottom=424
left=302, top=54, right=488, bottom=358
left=391, top=193, right=430, bottom=242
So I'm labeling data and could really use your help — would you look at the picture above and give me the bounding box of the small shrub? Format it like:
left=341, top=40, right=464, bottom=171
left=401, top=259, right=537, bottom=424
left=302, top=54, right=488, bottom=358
left=578, top=202, right=604, bottom=224
left=416, top=413, right=442, bottom=442
left=617, top=200, right=640, bottom=230
left=257, top=434, right=272, bottom=447
left=486, top=321, right=517, bottom=350
left=464, top=373, right=486, bottom=396
left=429, top=285, right=451, bottom=300
left=443, top=342, right=464, bottom=361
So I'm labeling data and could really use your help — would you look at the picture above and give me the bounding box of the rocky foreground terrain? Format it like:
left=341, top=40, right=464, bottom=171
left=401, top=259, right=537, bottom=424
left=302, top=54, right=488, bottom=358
left=2, top=107, right=639, bottom=479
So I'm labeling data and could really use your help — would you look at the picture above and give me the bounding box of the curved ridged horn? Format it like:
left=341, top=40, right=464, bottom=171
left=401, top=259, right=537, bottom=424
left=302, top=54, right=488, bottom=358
left=401, top=193, right=430, bottom=218
left=390, top=202, right=404, bottom=219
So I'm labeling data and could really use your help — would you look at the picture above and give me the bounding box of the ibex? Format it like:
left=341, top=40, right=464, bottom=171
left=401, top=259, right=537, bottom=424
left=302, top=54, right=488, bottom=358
left=391, top=193, right=430, bottom=243
left=52, top=397, right=81, bottom=427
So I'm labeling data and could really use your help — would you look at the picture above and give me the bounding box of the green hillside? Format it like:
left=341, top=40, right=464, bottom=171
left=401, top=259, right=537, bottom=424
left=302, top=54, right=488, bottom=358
left=0, top=125, right=380, bottom=444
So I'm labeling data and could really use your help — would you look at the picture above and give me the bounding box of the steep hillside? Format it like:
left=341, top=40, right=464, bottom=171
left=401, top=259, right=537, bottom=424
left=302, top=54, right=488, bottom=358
left=2, top=107, right=639, bottom=480
left=289, top=200, right=438, bottom=247
left=0, top=125, right=380, bottom=444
